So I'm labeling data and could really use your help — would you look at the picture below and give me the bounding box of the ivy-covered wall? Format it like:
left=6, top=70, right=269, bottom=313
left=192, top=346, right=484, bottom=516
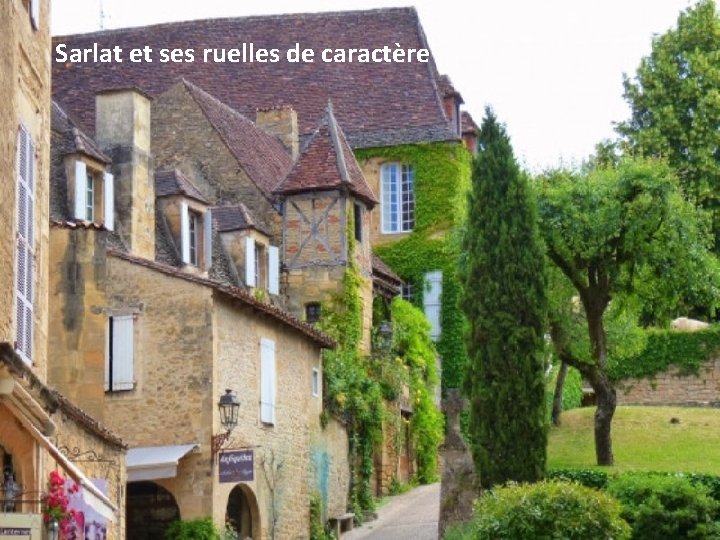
left=356, top=142, right=472, bottom=394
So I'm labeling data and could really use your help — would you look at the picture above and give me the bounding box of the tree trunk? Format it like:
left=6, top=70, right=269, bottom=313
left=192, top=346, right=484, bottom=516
left=585, top=299, right=615, bottom=466
left=551, top=362, right=568, bottom=426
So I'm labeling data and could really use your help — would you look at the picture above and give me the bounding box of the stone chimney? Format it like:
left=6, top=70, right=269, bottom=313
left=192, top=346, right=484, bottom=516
left=96, top=88, right=155, bottom=259
left=256, top=106, right=299, bottom=160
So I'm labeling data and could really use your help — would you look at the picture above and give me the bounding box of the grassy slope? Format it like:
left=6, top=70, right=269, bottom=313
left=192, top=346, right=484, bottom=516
left=548, top=406, right=720, bottom=474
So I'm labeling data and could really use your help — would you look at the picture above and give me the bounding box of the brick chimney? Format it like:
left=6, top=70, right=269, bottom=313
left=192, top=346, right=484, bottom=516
left=256, top=106, right=299, bottom=160
left=95, top=88, right=155, bottom=259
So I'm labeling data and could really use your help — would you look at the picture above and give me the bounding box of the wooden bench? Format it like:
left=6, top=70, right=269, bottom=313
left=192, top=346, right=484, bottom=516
left=328, top=512, right=355, bottom=537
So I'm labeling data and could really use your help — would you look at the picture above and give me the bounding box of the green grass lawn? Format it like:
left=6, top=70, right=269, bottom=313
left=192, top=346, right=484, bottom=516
left=548, top=406, right=720, bottom=474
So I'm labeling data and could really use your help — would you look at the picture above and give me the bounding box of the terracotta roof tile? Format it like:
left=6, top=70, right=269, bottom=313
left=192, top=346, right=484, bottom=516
left=372, top=254, right=402, bottom=284
left=461, top=111, right=479, bottom=135
left=52, top=8, right=458, bottom=149
left=180, top=80, right=293, bottom=198
left=273, top=103, right=378, bottom=205
left=155, top=168, right=210, bottom=204
left=212, top=204, right=269, bottom=236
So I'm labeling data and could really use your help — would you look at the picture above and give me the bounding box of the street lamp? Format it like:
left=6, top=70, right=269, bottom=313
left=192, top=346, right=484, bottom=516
left=212, top=389, right=240, bottom=458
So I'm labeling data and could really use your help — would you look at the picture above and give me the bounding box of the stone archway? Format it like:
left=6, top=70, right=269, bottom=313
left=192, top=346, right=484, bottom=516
left=226, top=483, right=260, bottom=539
left=126, top=481, right=180, bottom=540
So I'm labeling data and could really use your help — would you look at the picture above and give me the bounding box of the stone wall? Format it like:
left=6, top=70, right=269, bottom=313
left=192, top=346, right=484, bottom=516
left=617, top=357, right=720, bottom=407
left=152, top=82, right=279, bottom=236
left=1, top=0, right=51, bottom=378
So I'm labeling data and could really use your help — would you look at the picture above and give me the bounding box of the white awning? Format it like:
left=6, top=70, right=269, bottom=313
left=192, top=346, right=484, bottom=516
left=126, top=444, right=199, bottom=482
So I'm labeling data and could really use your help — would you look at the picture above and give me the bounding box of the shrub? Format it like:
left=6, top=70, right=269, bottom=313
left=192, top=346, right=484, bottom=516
left=548, top=468, right=609, bottom=489
left=608, top=474, right=720, bottom=539
left=164, top=517, right=219, bottom=540
left=465, top=481, right=630, bottom=539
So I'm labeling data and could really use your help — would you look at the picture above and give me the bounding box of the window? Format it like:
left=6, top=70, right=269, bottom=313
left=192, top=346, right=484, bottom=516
left=245, top=237, right=280, bottom=294
left=354, top=202, right=363, bottom=242
left=423, top=271, right=442, bottom=340
left=180, top=203, right=211, bottom=268
left=105, top=315, right=135, bottom=391
left=381, top=163, right=414, bottom=233
left=401, top=283, right=414, bottom=303
left=85, top=173, right=95, bottom=221
left=16, top=125, right=34, bottom=364
left=73, top=160, right=114, bottom=230
left=312, top=368, right=320, bottom=397
left=260, top=338, right=276, bottom=425
left=305, top=302, right=321, bottom=324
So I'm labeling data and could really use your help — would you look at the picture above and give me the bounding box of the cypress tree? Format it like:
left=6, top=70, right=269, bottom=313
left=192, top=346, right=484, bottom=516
left=460, top=108, right=547, bottom=489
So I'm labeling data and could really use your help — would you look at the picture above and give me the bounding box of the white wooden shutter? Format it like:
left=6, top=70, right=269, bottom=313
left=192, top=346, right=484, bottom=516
left=268, top=245, right=279, bottom=295
left=30, top=0, right=39, bottom=29
left=104, top=319, right=110, bottom=391
left=245, top=236, right=256, bottom=287
left=74, top=160, right=87, bottom=220
left=16, top=125, right=34, bottom=363
left=424, top=270, right=443, bottom=340
left=204, top=209, right=213, bottom=270
left=260, top=338, right=276, bottom=424
left=103, top=171, right=114, bottom=231
left=180, top=201, right=190, bottom=264
left=111, top=315, right=135, bottom=391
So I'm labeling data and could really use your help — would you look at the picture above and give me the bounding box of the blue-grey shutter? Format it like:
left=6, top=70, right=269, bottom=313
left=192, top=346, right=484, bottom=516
left=268, top=245, right=279, bottom=295
left=74, top=160, right=87, bottom=220
left=260, top=338, right=276, bottom=424
left=103, top=171, right=114, bottom=231
left=111, top=315, right=135, bottom=391
left=180, top=201, right=190, bottom=264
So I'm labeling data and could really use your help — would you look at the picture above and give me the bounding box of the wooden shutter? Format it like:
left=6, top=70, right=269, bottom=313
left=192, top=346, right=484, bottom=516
left=245, top=236, right=256, bottom=287
left=180, top=201, right=190, bottom=264
left=423, top=270, right=443, bottom=340
left=103, top=171, right=114, bottom=231
left=16, top=125, right=34, bottom=363
left=268, top=245, right=279, bottom=295
left=30, top=0, right=39, bottom=29
left=260, top=338, right=276, bottom=424
left=204, top=209, right=213, bottom=270
left=110, top=315, right=135, bottom=391
left=74, top=160, right=87, bottom=220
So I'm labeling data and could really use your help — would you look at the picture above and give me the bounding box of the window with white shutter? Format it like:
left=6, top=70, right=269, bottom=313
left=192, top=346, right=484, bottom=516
left=29, top=0, right=39, bottom=29
left=260, top=338, right=276, bottom=425
left=103, top=172, right=114, bottom=231
left=268, top=245, right=279, bottom=295
left=204, top=209, right=213, bottom=269
left=245, top=236, right=256, bottom=287
left=423, top=271, right=442, bottom=341
left=105, top=315, right=135, bottom=392
left=73, top=160, right=87, bottom=221
left=312, top=368, right=320, bottom=397
left=15, top=125, right=34, bottom=364
left=180, top=201, right=191, bottom=264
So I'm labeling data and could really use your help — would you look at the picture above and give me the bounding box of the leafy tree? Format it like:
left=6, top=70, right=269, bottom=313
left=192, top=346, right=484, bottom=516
left=536, top=157, right=720, bottom=465
left=460, top=108, right=547, bottom=488
left=617, top=0, right=720, bottom=247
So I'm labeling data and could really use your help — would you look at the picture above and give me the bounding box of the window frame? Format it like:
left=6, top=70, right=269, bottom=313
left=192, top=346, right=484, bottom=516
left=312, top=368, right=320, bottom=397
left=380, top=163, right=415, bottom=234
left=85, top=172, right=95, bottom=222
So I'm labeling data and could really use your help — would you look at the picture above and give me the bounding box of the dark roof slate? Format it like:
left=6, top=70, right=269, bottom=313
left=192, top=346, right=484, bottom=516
left=52, top=8, right=458, bottom=149
left=155, top=168, right=210, bottom=204
left=213, top=204, right=269, bottom=236
left=51, top=101, right=111, bottom=163
left=273, top=104, right=378, bottom=205
left=437, top=74, right=464, bottom=104
left=461, top=111, right=479, bottom=135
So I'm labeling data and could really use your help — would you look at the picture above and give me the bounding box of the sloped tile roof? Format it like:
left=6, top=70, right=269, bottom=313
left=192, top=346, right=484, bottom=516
left=155, top=168, right=210, bottom=204
left=461, top=111, right=479, bottom=135
left=52, top=8, right=458, bottom=149
left=212, top=204, right=270, bottom=236
left=371, top=253, right=402, bottom=285
left=51, top=101, right=111, bottom=164
left=273, top=103, right=378, bottom=205
left=180, top=80, right=293, bottom=198
left=437, top=74, right=464, bottom=104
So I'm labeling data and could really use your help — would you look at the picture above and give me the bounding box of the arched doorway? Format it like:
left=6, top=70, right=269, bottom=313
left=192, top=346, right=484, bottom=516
left=226, top=484, right=260, bottom=539
left=126, top=481, right=180, bottom=540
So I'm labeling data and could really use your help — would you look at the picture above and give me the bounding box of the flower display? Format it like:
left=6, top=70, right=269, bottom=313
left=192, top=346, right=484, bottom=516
left=43, top=470, right=80, bottom=537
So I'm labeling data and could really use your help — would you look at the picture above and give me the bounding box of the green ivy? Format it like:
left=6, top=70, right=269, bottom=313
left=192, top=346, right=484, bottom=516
left=356, top=142, right=472, bottom=395
left=608, top=325, right=720, bottom=381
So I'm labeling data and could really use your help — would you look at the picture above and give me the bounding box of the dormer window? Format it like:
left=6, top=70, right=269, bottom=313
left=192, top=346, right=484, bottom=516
left=73, top=160, right=114, bottom=230
left=245, top=236, right=279, bottom=295
left=180, top=201, right=211, bottom=270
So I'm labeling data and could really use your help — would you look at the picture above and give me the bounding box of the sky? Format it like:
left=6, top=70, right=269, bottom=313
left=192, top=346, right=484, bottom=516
left=51, top=0, right=696, bottom=171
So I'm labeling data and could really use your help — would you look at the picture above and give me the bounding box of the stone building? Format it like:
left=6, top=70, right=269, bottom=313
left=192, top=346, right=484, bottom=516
left=49, top=6, right=477, bottom=534
left=1, top=0, right=125, bottom=538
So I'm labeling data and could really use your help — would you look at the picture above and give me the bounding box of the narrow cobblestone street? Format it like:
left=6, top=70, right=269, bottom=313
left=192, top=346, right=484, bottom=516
left=344, top=483, right=440, bottom=540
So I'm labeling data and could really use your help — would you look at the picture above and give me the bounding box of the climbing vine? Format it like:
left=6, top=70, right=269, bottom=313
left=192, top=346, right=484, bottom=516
left=356, top=142, right=472, bottom=395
